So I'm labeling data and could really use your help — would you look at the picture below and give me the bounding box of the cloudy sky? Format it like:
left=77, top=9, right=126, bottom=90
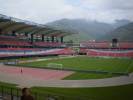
left=0, top=0, right=133, bottom=24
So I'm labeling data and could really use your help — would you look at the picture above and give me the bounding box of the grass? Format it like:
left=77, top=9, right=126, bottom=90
left=17, top=56, right=133, bottom=80
left=1, top=81, right=133, bottom=100
left=0, top=82, right=16, bottom=87
left=0, top=82, right=20, bottom=97
left=31, top=84, right=133, bottom=100
left=64, top=72, right=118, bottom=80
left=18, top=56, right=133, bottom=72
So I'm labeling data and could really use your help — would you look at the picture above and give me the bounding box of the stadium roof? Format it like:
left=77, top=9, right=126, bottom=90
left=0, top=14, right=74, bottom=37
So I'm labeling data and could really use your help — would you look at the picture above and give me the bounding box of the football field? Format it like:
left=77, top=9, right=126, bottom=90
left=18, top=56, right=133, bottom=80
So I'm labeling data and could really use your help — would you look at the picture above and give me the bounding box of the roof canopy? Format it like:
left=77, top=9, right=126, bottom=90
left=0, top=15, right=74, bottom=37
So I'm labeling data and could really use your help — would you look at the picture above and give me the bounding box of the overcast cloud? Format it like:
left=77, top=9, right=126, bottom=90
left=0, top=0, right=133, bottom=24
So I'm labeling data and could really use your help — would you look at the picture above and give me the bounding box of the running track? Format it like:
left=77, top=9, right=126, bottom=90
left=0, top=64, right=133, bottom=88
left=0, top=64, right=74, bottom=80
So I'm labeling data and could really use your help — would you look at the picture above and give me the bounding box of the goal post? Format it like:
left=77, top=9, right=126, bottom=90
left=47, top=63, right=63, bottom=69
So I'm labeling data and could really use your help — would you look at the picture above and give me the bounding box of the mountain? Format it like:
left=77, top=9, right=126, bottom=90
left=46, top=19, right=131, bottom=42
left=103, top=22, right=133, bottom=41
left=113, top=19, right=131, bottom=28
left=47, top=19, right=114, bottom=42
left=1, top=14, right=132, bottom=42
left=0, top=14, right=43, bottom=26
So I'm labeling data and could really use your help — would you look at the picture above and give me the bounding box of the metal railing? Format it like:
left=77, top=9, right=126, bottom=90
left=0, top=86, right=87, bottom=100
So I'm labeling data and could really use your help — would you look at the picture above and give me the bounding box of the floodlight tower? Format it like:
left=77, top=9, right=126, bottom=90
left=111, top=38, right=119, bottom=48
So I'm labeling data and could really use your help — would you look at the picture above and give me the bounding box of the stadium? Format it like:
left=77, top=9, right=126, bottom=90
left=0, top=2, right=133, bottom=100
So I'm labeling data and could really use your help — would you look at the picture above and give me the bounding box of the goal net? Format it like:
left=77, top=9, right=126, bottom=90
left=47, top=63, right=63, bottom=69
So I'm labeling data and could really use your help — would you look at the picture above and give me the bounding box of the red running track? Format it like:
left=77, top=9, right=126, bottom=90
left=0, top=65, right=74, bottom=80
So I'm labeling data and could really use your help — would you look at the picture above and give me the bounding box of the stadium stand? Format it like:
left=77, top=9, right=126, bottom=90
left=1, top=14, right=133, bottom=59
left=119, top=42, right=133, bottom=49
left=33, top=41, right=63, bottom=47
left=80, top=41, right=110, bottom=48
left=87, top=49, right=133, bottom=57
left=79, top=40, right=133, bottom=57
left=0, top=14, right=76, bottom=59
left=80, top=41, right=133, bottom=49
left=0, top=48, right=75, bottom=58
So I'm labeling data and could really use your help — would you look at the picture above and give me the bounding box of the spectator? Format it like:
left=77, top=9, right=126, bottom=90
left=21, top=88, right=34, bottom=100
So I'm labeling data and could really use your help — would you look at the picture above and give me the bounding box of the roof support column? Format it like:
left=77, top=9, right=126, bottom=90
left=46, top=37, right=49, bottom=42
left=0, top=29, right=2, bottom=34
left=25, top=32, right=28, bottom=37
left=42, top=34, right=45, bottom=42
left=12, top=31, right=16, bottom=36
left=61, top=36, right=64, bottom=43
left=51, top=36, right=54, bottom=43
left=31, top=34, right=34, bottom=43
left=55, top=37, right=58, bottom=42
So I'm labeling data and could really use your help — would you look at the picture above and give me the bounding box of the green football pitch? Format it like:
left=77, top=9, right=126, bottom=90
left=18, top=56, right=133, bottom=80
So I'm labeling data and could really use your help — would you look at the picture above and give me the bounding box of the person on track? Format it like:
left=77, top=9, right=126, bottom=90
left=20, top=68, right=23, bottom=74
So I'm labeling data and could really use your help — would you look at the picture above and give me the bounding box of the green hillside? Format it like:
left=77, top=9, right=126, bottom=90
left=47, top=19, right=114, bottom=42
left=101, top=23, right=133, bottom=41
left=47, top=19, right=131, bottom=42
